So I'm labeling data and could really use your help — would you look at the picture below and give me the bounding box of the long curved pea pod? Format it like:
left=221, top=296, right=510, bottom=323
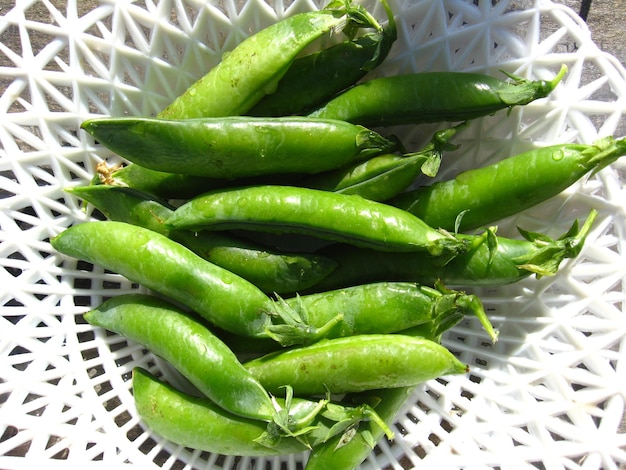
left=247, top=0, right=397, bottom=117
left=51, top=220, right=279, bottom=338
left=309, top=65, right=567, bottom=127
left=165, top=185, right=467, bottom=256
left=133, top=368, right=306, bottom=456
left=85, top=294, right=277, bottom=422
left=300, top=125, right=463, bottom=201
left=80, top=116, right=397, bottom=179
left=66, top=185, right=337, bottom=294
left=309, top=210, right=597, bottom=291
left=216, top=306, right=454, bottom=358
left=244, top=334, right=468, bottom=395
left=133, top=368, right=394, bottom=455
left=91, top=160, right=301, bottom=201
left=157, top=1, right=382, bottom=119
left=268, top=280, right=497, bottom=346
left=389, top=136, right=626, bottom=232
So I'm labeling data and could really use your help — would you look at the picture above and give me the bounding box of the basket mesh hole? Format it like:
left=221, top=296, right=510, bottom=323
left=127, top=423, right=144, bottom=442
left=1, top=426, right=31, bottom=456
left=10, top=346, right=31, bottom=371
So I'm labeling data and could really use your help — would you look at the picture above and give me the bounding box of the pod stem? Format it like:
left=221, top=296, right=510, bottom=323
left=429, top=229, right=471, bottom=260
left=319, top=400, right=395, bottom=444
left=256, top=387, right=393, bottom=449
left=499, top=63, right=568, bottom=106
left=416, top=121, right=467, bottom=177
left=274, top=388, right=327, bottom=442
left=428, top=280, right=498, bottom=343
left=361, top=0, right=397, bottom=71
left=324, top=0, right=383, bottom=40
left=585, top=135, right=626, bottom=177
left=264, top=294, right=344, bottom=347
left=343, top=0, right=384, bottom=36
left=355, top=127, right=399, bottom=158
left=514, top=209, right=598, bottom=277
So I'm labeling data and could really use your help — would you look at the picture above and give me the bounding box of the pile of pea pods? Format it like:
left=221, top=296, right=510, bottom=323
left=51, top=0, right=626, bottom=467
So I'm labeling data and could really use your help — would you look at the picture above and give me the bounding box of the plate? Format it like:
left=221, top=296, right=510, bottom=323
left=1, top=0, right=626, bottom=468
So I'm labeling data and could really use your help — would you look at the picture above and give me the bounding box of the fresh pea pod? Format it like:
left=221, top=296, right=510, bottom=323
left=216, top=280, right=496, bottom=354
left=308, top=210, right=597, bottom=291
left=66, top=185, right=337, bottom=294
left=133, top=368, right=393, bottom=455
left=244, top=334, right=468, bottom=395
left=51, top=221, right=301, bottom=339
left=81, top=116, right=397, bottom=179
left=89, top=123, right=456, bottom=203
left=166, top=185, right=467, bottom=256
left=300, top=125, right=463, bottom=201
left=91, top=160, right=300, bottom=201
left=304, top=312, right=469, bottom=468
left=85, top=294, right=278, bottom=422
left=103, top=2, right=384, bottom=203
left=389, top=136, right=626, bottom=232
left=309, top=65, right=567, bottom=126
left=52, top=220, right=348, bottom=346
left=158, top=0, right=382, bottom=119
left=268, top=280, right=497, bottom=345
left=88, top=294, right=392, bottom=443
left=247, top=0, right=397, bottom=117
left=133, top=368, right=304, bottom=456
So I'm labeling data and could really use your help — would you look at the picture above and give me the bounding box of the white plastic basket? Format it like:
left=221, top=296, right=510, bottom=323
left=1, top=0, right=626, bottom=468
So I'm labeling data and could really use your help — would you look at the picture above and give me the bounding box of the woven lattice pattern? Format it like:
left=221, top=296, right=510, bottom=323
left=1, top=0, right=626, bottom=468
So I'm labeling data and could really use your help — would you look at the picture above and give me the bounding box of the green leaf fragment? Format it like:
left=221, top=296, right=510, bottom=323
left=421, top=153, right=442, bottom=177
left=486, top=226, right=499, bottom=266
left=453, top=210, right=470, bottom=234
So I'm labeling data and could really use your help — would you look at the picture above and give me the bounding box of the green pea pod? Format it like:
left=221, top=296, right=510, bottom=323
left=89, top=294, right=393, bottom=444
left=133, top=368, right=304, bottom=456
left=216, top=280, right=496, bottom=353
left=91, top=160, right=301, bottom=201
left=132, top=368, right=392, bottom=455
left=244, top=334, right=468, bottom=396
left=158, top=1, right=382, bottom=119
left=51, top=221, right=283, bottom=338
left=247, top=0, right=397, bottom=117
left=66, top=185, right=337, bottom=294
left=304, top=314, right=465, bottom=468
left=52, top=220, right=360, bottom=346
left=308, top=210, right=597, bottom=291
left=81, top=116, right=397, bottom=179
left=85, top=294, right=278, bottom=422
left=268, top=280, right=497, bottom=346
left=389, top=136, right=626, bottom=232
left=300, top=124, right=463, bottom=201
left=93, top=2, right=388, bottom=200
left=309, top=65, right=567, bottom=126
left=166, top=185, right=468, bottom=256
